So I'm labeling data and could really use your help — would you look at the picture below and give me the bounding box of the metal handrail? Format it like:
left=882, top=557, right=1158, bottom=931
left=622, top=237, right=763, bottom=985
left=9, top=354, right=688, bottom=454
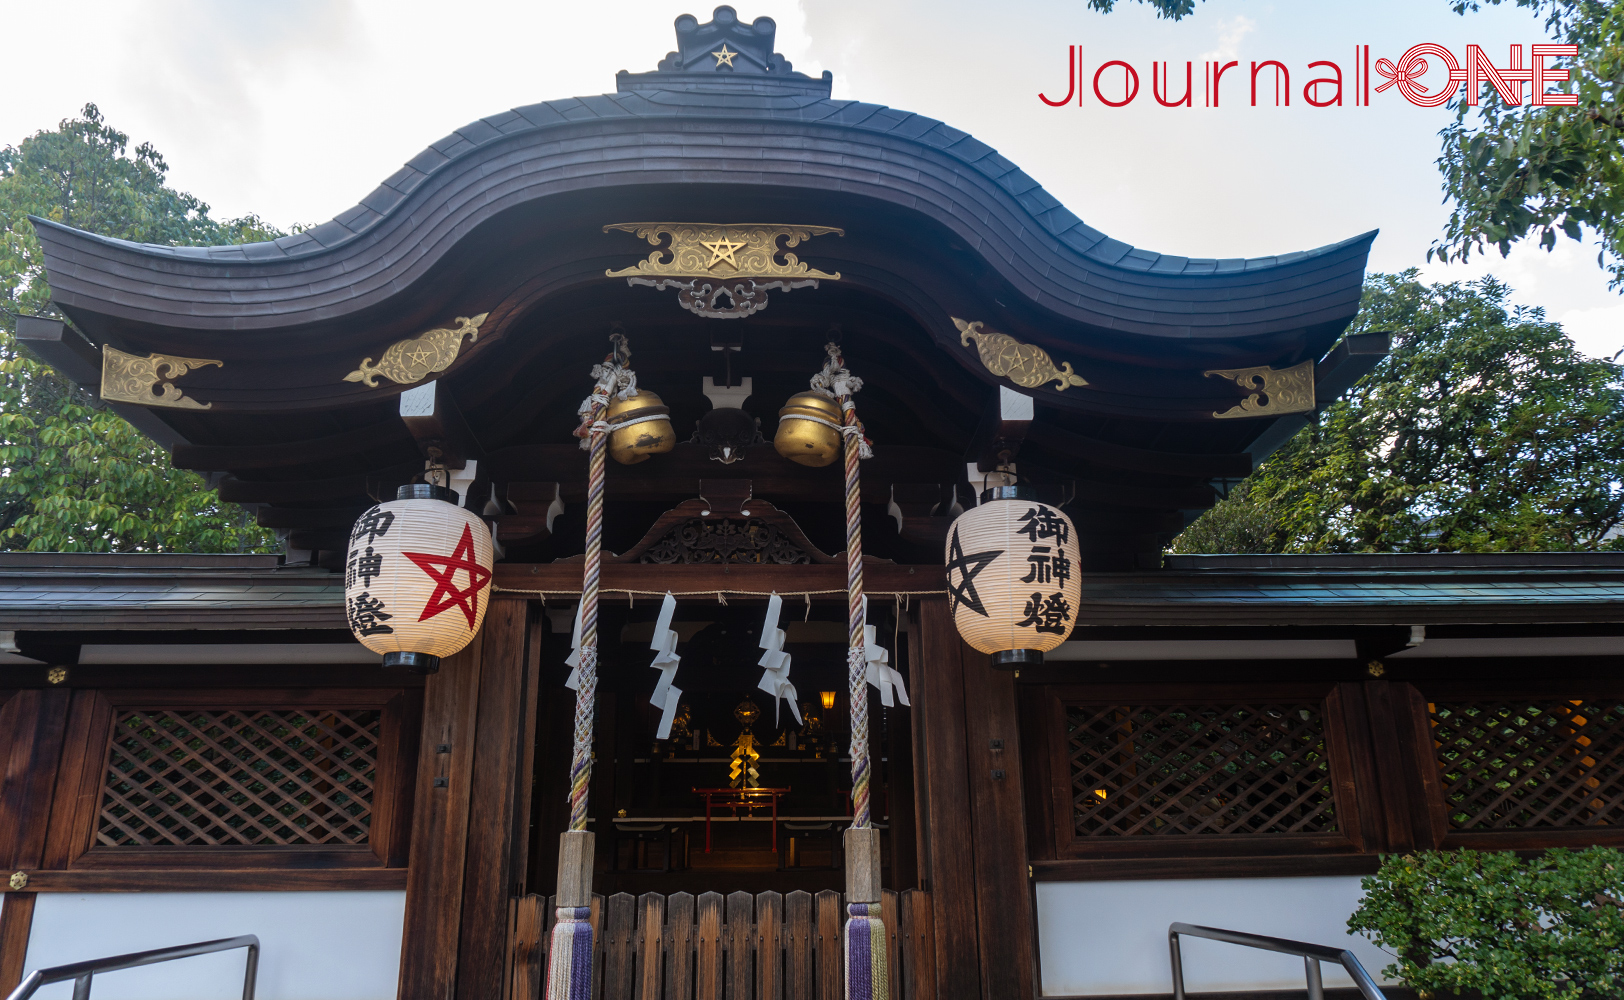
left=1169, top=922, right=1386, bottom=1000
left=4, top=935, right=259, bottom=1000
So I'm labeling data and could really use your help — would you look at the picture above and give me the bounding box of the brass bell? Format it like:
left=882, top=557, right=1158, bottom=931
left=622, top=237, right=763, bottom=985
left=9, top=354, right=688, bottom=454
left=773, top=390, right=842, bottom=467
left=605, top=390, right=676, bottom=465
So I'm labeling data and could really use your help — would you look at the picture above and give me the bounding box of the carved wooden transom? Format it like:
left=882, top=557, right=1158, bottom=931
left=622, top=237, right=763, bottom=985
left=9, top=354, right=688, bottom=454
left=640, top=517, right=810, bottom=565
left=612, top=479, right=836, bottom=564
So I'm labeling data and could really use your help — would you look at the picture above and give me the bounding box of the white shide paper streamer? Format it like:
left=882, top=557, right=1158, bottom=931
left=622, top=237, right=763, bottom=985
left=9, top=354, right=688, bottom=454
left=861, top=596, right=910, bottom=708
left=648, top=592, right=683, bottom=738
left=756, top=593, right=801, bottom=725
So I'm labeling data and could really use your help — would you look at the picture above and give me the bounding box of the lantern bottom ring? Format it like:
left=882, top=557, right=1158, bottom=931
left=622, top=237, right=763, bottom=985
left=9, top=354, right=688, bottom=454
left=991, top=649, right=1044, bottom=669
left=383, top=651, right=442, bottom=673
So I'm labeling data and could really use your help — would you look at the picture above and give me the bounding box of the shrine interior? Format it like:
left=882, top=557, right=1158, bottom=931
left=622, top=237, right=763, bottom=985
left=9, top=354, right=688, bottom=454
left=528, top=596, right=913, bottom=899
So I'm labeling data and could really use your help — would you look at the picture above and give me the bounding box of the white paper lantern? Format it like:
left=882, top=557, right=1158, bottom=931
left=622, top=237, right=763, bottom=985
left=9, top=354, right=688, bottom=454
left=344, top=485, right=495, bottom=672
left=943, top=487, right=1082, bottom=666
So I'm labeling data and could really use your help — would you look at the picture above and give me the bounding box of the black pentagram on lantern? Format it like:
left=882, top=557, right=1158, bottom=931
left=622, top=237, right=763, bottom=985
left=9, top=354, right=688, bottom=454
left=945, top=527, right=1002, bottom=618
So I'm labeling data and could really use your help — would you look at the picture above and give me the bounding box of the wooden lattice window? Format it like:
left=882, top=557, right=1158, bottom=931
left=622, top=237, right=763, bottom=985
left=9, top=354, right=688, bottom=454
left=98, top=708, right=380, bottom=847
left=1064, top=701, right=1339, bottom=839
left=1430, top=698, right=1624, bottom=832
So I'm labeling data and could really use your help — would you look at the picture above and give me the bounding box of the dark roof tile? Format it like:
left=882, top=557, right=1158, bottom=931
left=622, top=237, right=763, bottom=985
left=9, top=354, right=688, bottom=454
left=454, top=119, right=504, bottom=146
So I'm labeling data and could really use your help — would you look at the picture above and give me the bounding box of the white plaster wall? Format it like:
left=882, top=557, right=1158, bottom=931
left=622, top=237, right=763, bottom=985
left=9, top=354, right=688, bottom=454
left=23, top=891, right=405, bottom=1000
left=1036, top=877, right=1397, bottom=997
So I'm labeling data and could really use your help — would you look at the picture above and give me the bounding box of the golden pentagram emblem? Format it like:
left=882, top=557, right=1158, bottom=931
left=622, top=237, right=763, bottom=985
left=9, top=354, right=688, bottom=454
left=701, top=236, right=747, bottom=269
left=953, top=317, right=1088, bottom=392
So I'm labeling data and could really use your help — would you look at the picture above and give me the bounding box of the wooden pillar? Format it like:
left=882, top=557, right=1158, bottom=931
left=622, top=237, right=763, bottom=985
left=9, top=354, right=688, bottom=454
left=399, top=631, right=485, bottom=1000
left=0, top=688, right=71, bottom=992
left=958, top=643, right=1036, bottom=1000
left=912, top=599, right=1037, bottom=1000
left=457, top=596, right=540, bottom=1000
left=399, top=595, right=540, bottom=1000
left=912, top=600, right=981, bottom=1000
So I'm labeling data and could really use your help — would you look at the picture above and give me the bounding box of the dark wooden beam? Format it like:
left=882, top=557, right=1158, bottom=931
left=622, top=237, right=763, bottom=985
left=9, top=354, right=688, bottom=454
left=256, top=506, right=371, bottom=530
left=217, top=461, right=421, bottom=504
left=13, top=315, right=101, bottom=390
left=173, top=419, right=413, bottom=472
left=1024, top=422, right=1252, bottom=479
left=17, top=869, right=408, bottom=891
left=1315, top=332, right=1390, bottom=406
left=401, top=381, right=483, bottom=470
left=966, top=386, right=1032, bottom=473
left=493, top=562, right=945, bottom=596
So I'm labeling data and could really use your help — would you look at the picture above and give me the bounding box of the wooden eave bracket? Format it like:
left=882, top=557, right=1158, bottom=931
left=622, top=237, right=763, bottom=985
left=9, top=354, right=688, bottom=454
left=966, top=385, right=1033, bottom=473
left=13, top=315, right=101, bottom=390
left=1241, top=332, right=1392, bottom=465
left=399, top=381, right=483, bottom=471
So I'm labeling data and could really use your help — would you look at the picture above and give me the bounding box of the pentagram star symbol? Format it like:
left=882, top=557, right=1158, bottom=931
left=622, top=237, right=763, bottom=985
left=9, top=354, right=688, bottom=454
left=701, top=236, right=746, bottom=269
left=944, top=527, right=1002, bottom=618
left=711, top=43, right=738, bottom=67
left=405, top=345, right=435, bottom=366
left=405, top=523, right=492, bottom=628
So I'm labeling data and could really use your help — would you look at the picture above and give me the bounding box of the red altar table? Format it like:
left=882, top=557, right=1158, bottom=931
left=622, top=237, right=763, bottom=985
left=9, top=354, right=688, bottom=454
left=691, top=786, right=790, bottom=852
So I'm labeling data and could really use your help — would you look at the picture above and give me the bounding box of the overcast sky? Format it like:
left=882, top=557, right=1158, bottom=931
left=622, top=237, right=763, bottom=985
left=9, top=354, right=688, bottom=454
left=6, top=0, right=1620, bottom=357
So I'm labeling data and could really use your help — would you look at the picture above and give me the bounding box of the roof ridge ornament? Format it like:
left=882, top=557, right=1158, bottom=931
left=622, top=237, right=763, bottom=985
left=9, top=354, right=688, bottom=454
left=953, top=318, right=1089, bottom=393
left=343, top=313, right=489, bottom=388
left=659, top=6, right=793, bottom=76
left=605, top=223, right=843, bottom=320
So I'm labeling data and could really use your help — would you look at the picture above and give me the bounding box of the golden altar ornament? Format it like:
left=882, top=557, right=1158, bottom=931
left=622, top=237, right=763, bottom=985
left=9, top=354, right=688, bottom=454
left=773, top=391, right=843, bottom=467
left=605, top=389, right=676, bottom=464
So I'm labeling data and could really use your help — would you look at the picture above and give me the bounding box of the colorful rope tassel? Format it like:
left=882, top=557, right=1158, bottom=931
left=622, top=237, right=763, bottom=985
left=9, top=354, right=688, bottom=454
left=543, top=906, right=594, bottom=1000
left=844, top=902, right=890, bottom=1000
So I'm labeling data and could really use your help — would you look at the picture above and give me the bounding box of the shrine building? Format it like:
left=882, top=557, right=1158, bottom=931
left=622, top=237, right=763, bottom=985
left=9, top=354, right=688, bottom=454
left=1, top=8, right=1621, bottom=1000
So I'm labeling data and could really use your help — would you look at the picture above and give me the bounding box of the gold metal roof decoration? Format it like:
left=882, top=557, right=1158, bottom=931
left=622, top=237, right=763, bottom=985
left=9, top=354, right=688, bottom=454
left=605, top=223, right=843, bottom=319
left=953, top=318, right=1089, bottom=392
left=1205, top=360, right=1315, bottom=418
left=343, top=313, right=488, bottom=388
left=100, top=345, right=222, bottom=410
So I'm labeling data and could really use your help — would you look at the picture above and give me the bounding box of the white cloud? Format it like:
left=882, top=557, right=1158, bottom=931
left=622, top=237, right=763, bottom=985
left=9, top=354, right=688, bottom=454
left=1198, top=15, right=1257, bottom=62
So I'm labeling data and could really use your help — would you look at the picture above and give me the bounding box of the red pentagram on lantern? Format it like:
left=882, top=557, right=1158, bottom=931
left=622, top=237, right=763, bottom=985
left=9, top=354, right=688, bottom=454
left=404, top=523, right=492, bottom=628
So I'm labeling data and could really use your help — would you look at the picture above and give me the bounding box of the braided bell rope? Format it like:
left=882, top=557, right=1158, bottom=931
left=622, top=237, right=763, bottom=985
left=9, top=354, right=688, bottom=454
left=817, top=342, right=874, bottom=830
left=566, top=334, right=635, bottom=832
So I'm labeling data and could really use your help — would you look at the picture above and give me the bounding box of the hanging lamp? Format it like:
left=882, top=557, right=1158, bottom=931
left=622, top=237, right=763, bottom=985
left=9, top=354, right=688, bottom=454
left=343, top=484, right=494, bottom=673
left=943, top=485, right=1082, bottom=666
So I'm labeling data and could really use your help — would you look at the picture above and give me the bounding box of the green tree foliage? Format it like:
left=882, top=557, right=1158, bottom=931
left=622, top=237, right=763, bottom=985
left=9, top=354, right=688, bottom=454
left=1084, top=0, right=1203, bottom=19
left=1434, top=0, right=1624, bottom=289
left=0, top=104, right=280, bottom=551
left=1171, top=271, right=1624, bottom=553
left=1349, top=848, right=1624, bottom=999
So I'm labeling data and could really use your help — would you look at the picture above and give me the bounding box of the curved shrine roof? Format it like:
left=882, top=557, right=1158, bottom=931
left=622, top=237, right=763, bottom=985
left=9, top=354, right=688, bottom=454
left=23, top=7, right=1383, bottom=570
left=32, top=6, right=1375, bottom=350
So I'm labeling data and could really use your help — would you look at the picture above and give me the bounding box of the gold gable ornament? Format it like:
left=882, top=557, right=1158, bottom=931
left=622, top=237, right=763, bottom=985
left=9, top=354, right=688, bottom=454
left=1204, top=360, right=1315, bottom=418
left=604, top=223, right=842, bottom=319
left=100, top=346, right=222, bottom=410
left=953, top=318, right=1088, bottom=392
left=343, top=313, right=488, bottom=388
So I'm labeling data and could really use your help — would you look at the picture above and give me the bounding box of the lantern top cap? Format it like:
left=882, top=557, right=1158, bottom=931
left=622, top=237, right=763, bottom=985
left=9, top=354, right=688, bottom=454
left=979, top=486, right=1044, bottom=504
left=395, top=484, right=459, bottom=504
